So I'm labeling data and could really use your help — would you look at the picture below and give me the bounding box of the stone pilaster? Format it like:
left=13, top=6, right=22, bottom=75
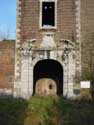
left=75, top=0, right=82, bottom=83
left=14, top=0, right=22, bottom=97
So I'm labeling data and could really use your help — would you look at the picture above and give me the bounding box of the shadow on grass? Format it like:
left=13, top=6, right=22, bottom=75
left=0, top=95, right=28, bottom=125
left=56, top=97, right=94, bottom=125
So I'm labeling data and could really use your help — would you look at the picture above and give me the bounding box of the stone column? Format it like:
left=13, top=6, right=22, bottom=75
left=67, top=52, right=75, bottom=98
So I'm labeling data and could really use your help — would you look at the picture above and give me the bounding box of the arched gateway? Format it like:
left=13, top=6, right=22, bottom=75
left=33, top=59, right=63, bottom=95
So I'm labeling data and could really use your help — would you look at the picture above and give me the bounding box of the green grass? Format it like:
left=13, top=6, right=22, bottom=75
left=0, top=97, right=27, bottom=125
left=0, top=96, right=94, bottom=125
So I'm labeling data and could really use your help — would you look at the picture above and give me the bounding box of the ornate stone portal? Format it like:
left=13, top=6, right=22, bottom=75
left=14, top=34, right=78, bottom=99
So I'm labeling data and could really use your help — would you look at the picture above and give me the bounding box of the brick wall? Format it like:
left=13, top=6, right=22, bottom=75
left=0, top=41, right=15, bottom=90
left=20, top=0, right=76, bottom=43
left=81, top=0, right=94, bottom=80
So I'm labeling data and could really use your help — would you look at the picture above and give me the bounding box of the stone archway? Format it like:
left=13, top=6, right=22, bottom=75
left=33, top=59, right=63, bottom=95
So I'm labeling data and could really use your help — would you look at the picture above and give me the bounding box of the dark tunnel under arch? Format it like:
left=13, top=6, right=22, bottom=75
left=33, top=59, right=63, bottom=95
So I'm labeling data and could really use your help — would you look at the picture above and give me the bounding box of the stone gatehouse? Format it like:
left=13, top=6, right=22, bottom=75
left=14, top=0, right=81, bottom=99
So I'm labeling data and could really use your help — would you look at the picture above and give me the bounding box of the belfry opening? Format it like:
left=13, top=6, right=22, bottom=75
left=33, top=59, right=63, bottom=96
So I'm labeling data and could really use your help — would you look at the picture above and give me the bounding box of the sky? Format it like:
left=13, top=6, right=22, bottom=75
left=0, top=0, right=16, bottom=40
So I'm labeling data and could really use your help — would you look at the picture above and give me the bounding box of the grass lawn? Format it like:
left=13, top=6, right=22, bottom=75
left=0, top=96, right=94, bottom=125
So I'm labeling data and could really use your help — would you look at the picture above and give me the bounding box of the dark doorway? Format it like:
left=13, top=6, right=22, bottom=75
left=33, top=59, right=63, bottom=95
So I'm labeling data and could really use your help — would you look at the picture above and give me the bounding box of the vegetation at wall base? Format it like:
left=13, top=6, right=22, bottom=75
left=0, top=96, right=94, bottom=125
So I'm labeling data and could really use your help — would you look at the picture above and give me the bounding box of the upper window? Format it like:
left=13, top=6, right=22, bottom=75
left=40, top=0, right=57, bottom=29
left=42, top=2, right=55, bottom=27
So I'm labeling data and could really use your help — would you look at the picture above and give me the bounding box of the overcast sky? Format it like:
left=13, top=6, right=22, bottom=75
left=0, top=0, right=16, bottom=40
